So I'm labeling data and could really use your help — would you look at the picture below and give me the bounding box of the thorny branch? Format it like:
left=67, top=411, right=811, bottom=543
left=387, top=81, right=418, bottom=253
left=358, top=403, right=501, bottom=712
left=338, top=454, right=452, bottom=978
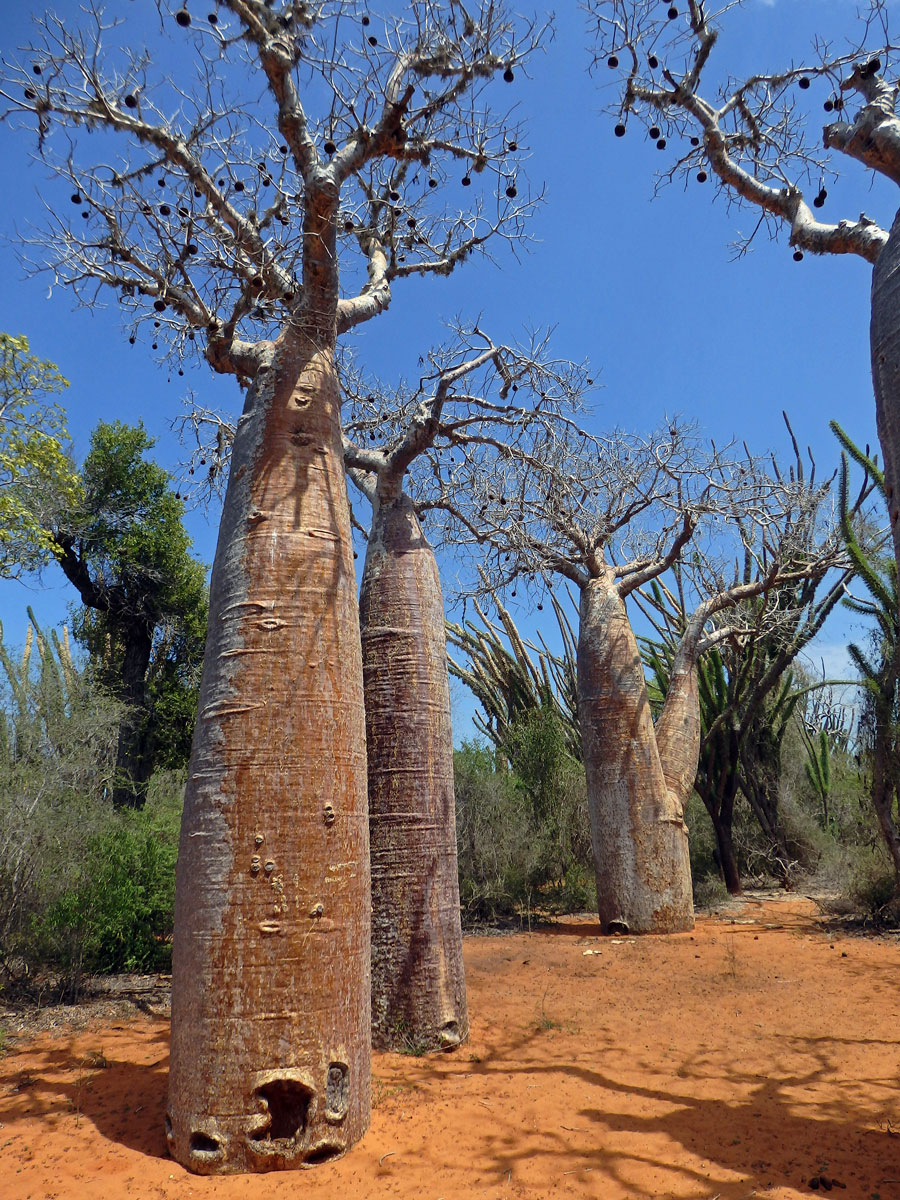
left=1, top=0, right=550, bottom=377
left=586, top=0, right=900, bottom=261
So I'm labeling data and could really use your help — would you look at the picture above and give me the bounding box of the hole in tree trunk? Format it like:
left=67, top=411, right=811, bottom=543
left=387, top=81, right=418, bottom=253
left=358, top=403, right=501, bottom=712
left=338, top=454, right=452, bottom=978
left=324, top=1062, right=349, bottom=1122
left=304, top=1141, right=345, bottom=1165
left=164, top=1113, right=173, bottom=1142
left=607, top=920, right=630, bottom=935
left=189, top=1130, right=223, bottom=1157
left=248, top=1077, right=314, bottom=1149
left=440, top=1020, right=461, bottom=1049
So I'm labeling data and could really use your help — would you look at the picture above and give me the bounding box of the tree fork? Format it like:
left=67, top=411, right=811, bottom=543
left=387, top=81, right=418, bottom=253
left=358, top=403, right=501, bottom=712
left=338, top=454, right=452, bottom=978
left=359, top=493, right=468, bottom=1052
left=167, top=345, right=370, bottom=1174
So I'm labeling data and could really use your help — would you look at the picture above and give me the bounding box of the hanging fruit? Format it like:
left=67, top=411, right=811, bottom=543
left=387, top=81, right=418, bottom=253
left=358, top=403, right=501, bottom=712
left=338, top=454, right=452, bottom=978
left=124, top=94, right=137, bottom=107
left=667, top=5, right=678, bottom=17
left=505, top=182, right=517, bottom=198
left=696, top=169, right=708, bottom=182
left=608, top=55, right=618, bottom=69
left=503, top=66, right=514, bottom=82
left=648, top=55, right=659, bottom=69
left=462, top=174, right=471, bottom=186
left=649, top=125, right=661, bottom=139
left=175, top=7, right=191, bottom=28
left=793, top=249, right=803, bottom=261
left=614, top=123, right=626, bottom=137
left=208, top=11, right=218, bottom=24
left=798, top=76, right=810, bottom=89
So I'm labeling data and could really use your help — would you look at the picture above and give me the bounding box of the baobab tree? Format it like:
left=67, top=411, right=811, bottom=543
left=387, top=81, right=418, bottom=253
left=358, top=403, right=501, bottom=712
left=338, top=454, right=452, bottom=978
left=0, top=0, right=546, bottom=1173
left=638, top=429, right=871, bottom=893
left=587, top=0, right=900, bottom=580
left=423, top=419, right=850, bottom=932
left=342, top=328, right=587, bottom=1049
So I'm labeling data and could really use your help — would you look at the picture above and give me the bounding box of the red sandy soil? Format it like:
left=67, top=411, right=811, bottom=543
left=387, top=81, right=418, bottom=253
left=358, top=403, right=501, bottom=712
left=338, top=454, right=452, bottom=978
left=2, top=893, right=900, bottom=1200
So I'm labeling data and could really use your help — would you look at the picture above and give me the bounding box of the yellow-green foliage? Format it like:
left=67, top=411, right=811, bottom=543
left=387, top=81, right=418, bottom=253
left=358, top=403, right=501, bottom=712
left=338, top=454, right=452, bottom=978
left=0, top=333, right=80, bottom=577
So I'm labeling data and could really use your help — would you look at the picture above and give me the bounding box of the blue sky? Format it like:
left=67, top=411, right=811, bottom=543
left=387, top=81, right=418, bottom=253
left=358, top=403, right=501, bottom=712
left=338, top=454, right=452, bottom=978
left=0, top=0, right=890, bottom=732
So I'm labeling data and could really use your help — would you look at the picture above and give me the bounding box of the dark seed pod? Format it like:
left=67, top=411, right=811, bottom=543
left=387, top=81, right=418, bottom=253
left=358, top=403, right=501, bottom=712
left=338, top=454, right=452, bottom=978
left=368, top=34, right=377, bottom=45
left=158, top=178, right=166, bottom=187
left=23, top=88, right=36, bottom=100
left=234, top=180, right=244, bottom=191
left=793, top=249, right=803, bottom=261
left=361, top=14, right=370, bottom=25
left=823, top=99, right=833, bottom=112
left=696, top=169, right=708, bottom=183
left=187, top=242, right=198, bottom=254
left=505, top=183, right=517, bottom=197
left=152, top=342, right=158, bottom=350
left=154, top=298, right=166, bottom=311
left=648, top=55, right=659, bottom=69
left=428, top=177, right=438, bottom=187
left=608, top=55, right=618, bottom=69
left=160, top=204, right=171, bottom=215
left=175, top=8, right=191, bottom=28
left=82, top=210, right=89, bottom=218
left=389, top=189, right=400, bottom=201
left=507, top=140, right=518, bottom=151
left=798, top=76, right=810, bottom=89
left=129, top=336, right=136, bottom=345
left=279, top=145, right=288, bottom=155
left=656, top=138, right=666, bottom=150
left=208, top=11, right=218, bottom=24
left=614, top=123, right=626, bottom=137
left=71, top=192, right=82, bottom=204
left=690, top=136, right=700, bottom=146
left=503, top=66, right=514, bottom=82
left=461, top=175, right=471, bottom=186
left=649, top=126, right=661, bottom=139
left=124, top=94, right=137, bottom=107
left=178, top=368, right=184, bottom=376
left=344, top=219, right=354, bottom=232
left=668, top=5, right=678, bottom=18
left=32, top=64, right=42, bottom=76
left=407, top=217, right=416, bottom=228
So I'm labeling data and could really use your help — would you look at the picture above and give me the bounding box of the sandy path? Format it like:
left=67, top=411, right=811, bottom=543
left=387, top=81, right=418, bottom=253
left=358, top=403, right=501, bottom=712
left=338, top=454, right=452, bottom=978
left=2, top=895, right=900, bottom=1199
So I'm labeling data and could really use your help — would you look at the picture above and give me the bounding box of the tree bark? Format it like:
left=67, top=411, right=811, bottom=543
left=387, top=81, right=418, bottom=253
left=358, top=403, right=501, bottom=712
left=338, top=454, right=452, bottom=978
left=654, top=643, right=701, bottom=815
left=871, top=206, right=900, bottom=574
left=166, top=344, right=370, bottom=1174
left=710, top=806, right=742, bottom=896
left=576, top=575, right=693, bottom=934
left=359, top=493, right=467, bottom=1052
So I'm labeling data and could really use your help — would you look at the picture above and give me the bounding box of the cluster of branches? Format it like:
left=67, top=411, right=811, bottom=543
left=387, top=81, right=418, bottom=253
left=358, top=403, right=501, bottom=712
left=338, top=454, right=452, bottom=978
left=1, top=0, right=548, bottom=378
left=587, top=0, right=898, bottom=260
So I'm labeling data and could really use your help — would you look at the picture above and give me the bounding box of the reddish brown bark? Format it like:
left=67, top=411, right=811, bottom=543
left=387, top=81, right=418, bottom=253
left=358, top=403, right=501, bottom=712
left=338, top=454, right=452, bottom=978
left=166, top=345, right=370, bottom=1174
left=871, top=209, right=900, bottom=578
left=359, top=493, right=467, bottom=1052
left=577, top=575, right=694, bottom=934
left=654, top=644, right=702, bottom=817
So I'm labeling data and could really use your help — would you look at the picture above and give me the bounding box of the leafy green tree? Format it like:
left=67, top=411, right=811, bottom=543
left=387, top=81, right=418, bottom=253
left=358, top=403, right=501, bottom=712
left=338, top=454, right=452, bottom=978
left=51, top=421, right=207, bottom=808
left=0, top=333, right=80, bottom=577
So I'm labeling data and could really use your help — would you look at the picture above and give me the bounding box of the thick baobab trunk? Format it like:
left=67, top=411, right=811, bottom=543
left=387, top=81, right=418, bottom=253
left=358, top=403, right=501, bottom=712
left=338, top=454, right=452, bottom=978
left=167, top=345, right=370, bottom=1175
left=359, top=493, right=467, bottom=1052
left=871, top=208, right=900, bottom=575
left=654, top=641, right=701, bottom=816
left=576, top=576, right=693, bottom=934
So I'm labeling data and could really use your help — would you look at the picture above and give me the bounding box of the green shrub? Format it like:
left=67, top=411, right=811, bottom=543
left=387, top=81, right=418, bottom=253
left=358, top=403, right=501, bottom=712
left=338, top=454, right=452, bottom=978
left=36, top=773, right=182, bottom=977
